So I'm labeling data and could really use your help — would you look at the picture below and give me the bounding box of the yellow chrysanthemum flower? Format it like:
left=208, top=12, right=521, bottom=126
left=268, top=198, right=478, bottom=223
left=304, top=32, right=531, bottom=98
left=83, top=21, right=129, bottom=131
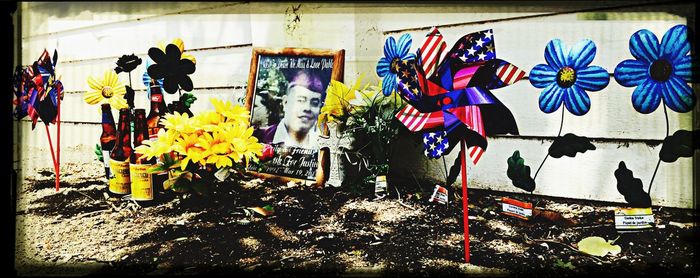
left=194, top=110, right=226, bottom=132
left=172, top=133, right=206, bottom=170
left=223, top=124, right=263, bottom=166
left=210, top=98, right=250, bottom=125
left=198, top=131, right=234, bottom=169
left=162, top=112, right=197, bottom=135
left=83, top=70, right=128, bottom=110
left=157, top=38, right=196, bottom=64
left=134, top=128, right=176, bottom=161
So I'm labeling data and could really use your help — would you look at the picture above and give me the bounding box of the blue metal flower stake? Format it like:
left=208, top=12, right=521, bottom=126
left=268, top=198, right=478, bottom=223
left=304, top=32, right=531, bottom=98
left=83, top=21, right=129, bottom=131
left=613, top=25, right=696, bottom=207
left=510, top=39, right=610, bottom=194
left=379, top=28, right=526, bottom=263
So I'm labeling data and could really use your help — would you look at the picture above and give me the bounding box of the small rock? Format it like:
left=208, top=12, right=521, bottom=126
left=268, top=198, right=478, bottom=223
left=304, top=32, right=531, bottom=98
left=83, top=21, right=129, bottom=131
left=539, top=243, right=549, bottom=249
left=629, top=242, right=634, bottom=246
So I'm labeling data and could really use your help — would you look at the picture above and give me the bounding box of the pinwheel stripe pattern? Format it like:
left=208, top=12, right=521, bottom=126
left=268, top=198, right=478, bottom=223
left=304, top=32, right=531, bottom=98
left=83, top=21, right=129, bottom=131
left=419, top=27, right=447, bottom=77
left=497, top=63, right=526, bottom=85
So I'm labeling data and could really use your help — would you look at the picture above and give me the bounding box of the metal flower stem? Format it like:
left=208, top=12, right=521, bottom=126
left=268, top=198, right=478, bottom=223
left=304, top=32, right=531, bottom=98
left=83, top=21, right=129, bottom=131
left=647, top=103, right=669, bottom=194
left=533, top=106, right=566, bottom=182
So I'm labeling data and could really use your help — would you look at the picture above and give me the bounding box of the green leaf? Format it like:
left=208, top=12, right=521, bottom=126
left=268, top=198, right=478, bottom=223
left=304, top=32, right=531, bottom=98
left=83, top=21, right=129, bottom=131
left=506, top=150, right=535, bottom=192
left=553, top=259, right=575, bottom=270
left=95, top=144, right=103, bottom=162
left=549, top=133, right=596, bottom=158
left=172, top=177, right=190, bottom=193
left=659, top=129, right=699, bottom=163
left=147, top=164, right=168, bottom=174
left=179, top=93, right=197, bottom=108
left=577, top=236, right=621, bottom=257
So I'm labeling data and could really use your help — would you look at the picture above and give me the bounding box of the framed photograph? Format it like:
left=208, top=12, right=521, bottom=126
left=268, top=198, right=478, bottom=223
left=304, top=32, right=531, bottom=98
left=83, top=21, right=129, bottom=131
left=245, top=47, right=345, bottom=185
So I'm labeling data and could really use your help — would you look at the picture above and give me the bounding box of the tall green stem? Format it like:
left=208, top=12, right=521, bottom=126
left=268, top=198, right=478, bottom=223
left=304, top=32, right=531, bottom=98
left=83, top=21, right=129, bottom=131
left=533, top=107, right=565, bottom=181
left=647, top=104, right=669, bottom=194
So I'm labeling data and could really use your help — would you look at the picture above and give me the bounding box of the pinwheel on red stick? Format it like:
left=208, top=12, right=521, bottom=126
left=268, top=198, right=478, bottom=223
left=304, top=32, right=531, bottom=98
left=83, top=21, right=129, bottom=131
left=13, top=49, right=64, bottom=191
left=381, top=27, right=526, bottom=263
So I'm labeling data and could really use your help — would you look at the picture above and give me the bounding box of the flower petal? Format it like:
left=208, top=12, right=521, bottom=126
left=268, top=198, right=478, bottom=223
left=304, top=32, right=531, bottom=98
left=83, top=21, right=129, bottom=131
left=568, top=39, right=597, bottom=69
left=87, top=76, right=103, bottom=91
left=564, top=86, right=591, bottom=116
left=576, top=65, right=610, bottom=92
left=529, top=64, right=557, bottom=89
left=148, top=47, right=166, bottom=64
left=384, top=36, right=397, bottom=60
left=614, top=59, right=649, bottom=87
left=83, top=90, right=103, bottom=105
left=163, top=77, right=179, bottom=94
left=166, top=44, right=182, bottom=61
left=104, top=71, right=118, bottom=87
left=629, top=29, right=660, bottom=64
left=401, top=52, right=416, bottom=61
left=147, top=64, right=166, bottom=80
left=660, top=25, right=690, bottom=63
left=672, top=55, right=692, bottom=82
left=539, top=82, right=564, bottom=113
left=631, top=79, right=662, bottom=114
left=177, top=59, right=196, bottom=75
left=179, top=75, right=194, bottom=92
left=661, top=76, right=695, bottom=113
left=396, top=33, right=413, bottom=59
left=376, top=57, right=391, bottom=77
left=381, top=75, right=397, bottom=96
left=544, top=39, right=569, bottom=70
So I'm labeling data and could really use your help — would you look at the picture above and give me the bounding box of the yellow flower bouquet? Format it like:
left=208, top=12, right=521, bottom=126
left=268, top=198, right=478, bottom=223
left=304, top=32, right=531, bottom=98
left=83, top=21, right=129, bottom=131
left=135, top=98, right=263, bottom=194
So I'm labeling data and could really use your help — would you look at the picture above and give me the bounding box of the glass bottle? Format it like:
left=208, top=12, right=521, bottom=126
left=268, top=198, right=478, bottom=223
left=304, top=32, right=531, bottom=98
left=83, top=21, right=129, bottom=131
left=130, top=109, right=155, bottom=204
left=109, top=108, right=133, bottom=196
left=146, top=79, right=168, bottom=192
left=99, top=103, right=117, bottom=180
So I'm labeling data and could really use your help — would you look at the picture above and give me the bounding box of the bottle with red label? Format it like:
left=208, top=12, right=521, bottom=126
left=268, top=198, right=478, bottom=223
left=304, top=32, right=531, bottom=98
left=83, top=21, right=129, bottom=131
left=109, top=108, right=133, bottom=196
left=145, top=80, right=168, bottom=193
left=130, top=109, right=156, bottom=205
left=99, top=103, right=117, bottom=180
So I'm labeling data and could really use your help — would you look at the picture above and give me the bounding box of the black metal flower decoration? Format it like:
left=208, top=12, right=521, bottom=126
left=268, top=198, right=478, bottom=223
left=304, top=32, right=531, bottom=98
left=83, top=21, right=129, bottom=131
left=114, top=54, right=142, bottom=74
left=147, top=44, right=196, bottom=94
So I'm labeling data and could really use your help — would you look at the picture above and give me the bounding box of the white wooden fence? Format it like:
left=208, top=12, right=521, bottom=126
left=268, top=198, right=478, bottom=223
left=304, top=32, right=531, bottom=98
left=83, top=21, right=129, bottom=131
left=14, top=2, right=696, bottom=208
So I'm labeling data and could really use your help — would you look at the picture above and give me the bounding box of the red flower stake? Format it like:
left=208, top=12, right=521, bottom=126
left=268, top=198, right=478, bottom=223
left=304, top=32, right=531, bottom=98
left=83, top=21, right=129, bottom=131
left=13, top=49, right=64, bottom=191
left=259, top=144, right=275, bottom=162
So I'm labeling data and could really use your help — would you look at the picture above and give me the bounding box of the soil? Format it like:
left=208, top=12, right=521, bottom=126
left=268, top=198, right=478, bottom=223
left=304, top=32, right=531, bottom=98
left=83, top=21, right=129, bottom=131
left=13, top=145, right=699, bottom=277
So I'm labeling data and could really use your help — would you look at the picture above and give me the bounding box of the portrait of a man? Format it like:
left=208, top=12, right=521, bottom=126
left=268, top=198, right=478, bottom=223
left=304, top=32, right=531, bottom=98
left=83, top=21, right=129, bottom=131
left=253, top=70, right=327, bottom=149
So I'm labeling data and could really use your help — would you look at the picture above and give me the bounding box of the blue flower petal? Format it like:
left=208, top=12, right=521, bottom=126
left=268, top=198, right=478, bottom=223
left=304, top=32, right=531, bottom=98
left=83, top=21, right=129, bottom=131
left=384, top=36, right=397, bottom=60
left=568, top=39, right=596, bottom=69
left=529, top=64, right=557, bottom=89
left=544, top=39, right=569, bottom=69
left=614, top=59, right=650, bottom=87
left=564, top=86, right=591, bottom=116
left=629, top=29, right=660, bottom=64
left=401, top=52, right=416, bottom=61
left=376, top=57, right=391, bottom=78
left=539, top=82, right=564, bottom=113
left=673, top=55, right=692, bottom=82
left=660, top=25, right=690, bottom=63
left=576, top=65, right=610, bottom=92
left=631, top=79, right=662, bottom=114
left=661, top=76, right=696, bottom=113
left=396, top=34, right=413, bottom=60
left=382, top=75, right=397, bottom=96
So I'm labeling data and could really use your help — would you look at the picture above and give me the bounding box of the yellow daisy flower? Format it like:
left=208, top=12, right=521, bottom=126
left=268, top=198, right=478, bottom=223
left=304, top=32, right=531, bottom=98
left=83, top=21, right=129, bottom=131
left=210, top=98, right=250, bottom=124
left=173, top=133, right=206, bottom=170
left=83, top=70, right=128, bottom=109
left=318, top=77, right=365, bottom=128
left=198, top=131, right=234, bottom=169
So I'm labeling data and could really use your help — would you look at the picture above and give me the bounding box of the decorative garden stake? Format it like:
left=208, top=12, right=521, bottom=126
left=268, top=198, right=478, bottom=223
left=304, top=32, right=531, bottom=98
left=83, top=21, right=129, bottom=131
left=613, top=24, right=697, bottom=208
left=317, top=122, right=354, bottom=187
left=508, top=38, right=609, bottom=196
left=379, top=27, right=525, bottom=263
left=13, top=49, right=64, bottom=191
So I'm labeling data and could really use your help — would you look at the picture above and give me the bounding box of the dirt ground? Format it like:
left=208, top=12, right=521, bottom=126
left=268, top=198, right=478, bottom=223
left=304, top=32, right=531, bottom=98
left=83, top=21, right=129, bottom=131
left=13, top=145, right=699, bottom=277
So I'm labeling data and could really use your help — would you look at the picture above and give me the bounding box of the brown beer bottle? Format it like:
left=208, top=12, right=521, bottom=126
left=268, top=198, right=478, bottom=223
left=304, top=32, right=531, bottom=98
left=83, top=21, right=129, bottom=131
left=109, top=108, right=133, bottom=196
left=99, top=103, right=117, bottom=180
left=130, top=109, right=156, bottom=205
left=146, top=80, right=168, bottom=192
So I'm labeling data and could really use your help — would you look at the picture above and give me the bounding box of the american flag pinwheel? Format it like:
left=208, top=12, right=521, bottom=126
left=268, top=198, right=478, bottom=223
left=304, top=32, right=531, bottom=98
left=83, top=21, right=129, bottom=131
left=12, top=49, right=64, bottom=191
left=379, top=27, right=526, bottom=263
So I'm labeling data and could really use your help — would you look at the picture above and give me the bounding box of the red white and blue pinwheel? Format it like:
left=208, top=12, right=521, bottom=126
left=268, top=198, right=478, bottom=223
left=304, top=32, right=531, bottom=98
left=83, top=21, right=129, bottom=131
left=12, top=49, right=64, bottom=191
left=377, top=27, right=526, bottom=264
